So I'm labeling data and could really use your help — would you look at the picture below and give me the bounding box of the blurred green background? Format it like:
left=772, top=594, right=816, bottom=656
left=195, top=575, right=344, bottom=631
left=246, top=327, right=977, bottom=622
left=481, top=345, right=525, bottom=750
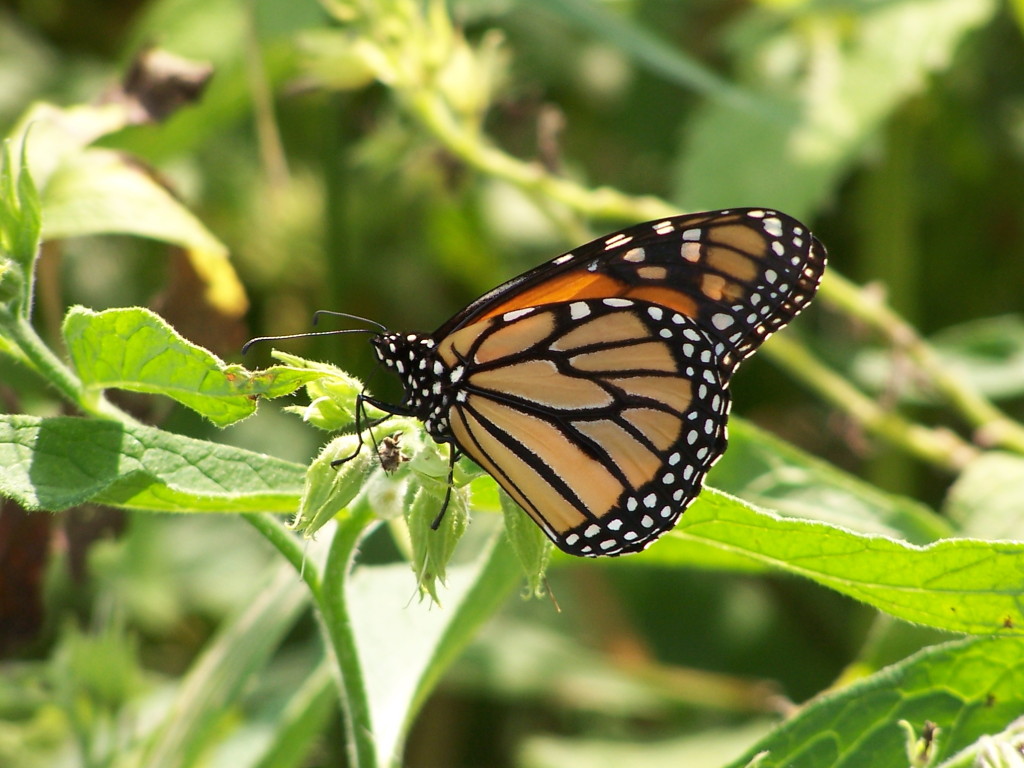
left=2, top=0, right=1023, bottom=766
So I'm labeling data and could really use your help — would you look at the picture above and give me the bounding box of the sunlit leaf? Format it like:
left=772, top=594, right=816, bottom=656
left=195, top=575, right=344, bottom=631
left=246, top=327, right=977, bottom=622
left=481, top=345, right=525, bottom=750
left=628, top=490, right=1024, bottom=636
left=726, top=636, right=1024, bottom=768
left=63, top=306, right=319, bottom=426
left=0, top=414, right=303, bottom=513
left=713, top=419, right=951, bottom=544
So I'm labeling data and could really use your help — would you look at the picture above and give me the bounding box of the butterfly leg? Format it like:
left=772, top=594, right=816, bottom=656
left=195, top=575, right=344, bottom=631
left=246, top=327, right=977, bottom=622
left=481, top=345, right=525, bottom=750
left=430, top=447, right=460, bottom=530
left=330, top=392, right=396, bottom=468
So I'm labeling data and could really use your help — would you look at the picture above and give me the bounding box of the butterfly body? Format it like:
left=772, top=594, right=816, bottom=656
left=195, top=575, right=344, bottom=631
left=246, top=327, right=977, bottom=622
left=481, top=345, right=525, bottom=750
left=367, top=208, right=826, bottom=557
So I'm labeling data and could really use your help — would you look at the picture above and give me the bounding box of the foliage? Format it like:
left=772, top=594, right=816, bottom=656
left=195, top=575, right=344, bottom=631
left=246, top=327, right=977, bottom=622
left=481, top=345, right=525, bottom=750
left=2, top=1, right=1024, bottom=767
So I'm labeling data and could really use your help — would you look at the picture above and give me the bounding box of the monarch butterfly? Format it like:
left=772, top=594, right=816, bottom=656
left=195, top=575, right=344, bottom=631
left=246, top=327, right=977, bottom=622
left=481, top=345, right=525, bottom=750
left=353, top=208, right=825, bottom=557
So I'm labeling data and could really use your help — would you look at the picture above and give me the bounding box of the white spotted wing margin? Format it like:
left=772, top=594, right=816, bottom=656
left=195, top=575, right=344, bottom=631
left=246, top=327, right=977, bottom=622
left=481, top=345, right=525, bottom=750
left=437, top=297, right=731, bottom=557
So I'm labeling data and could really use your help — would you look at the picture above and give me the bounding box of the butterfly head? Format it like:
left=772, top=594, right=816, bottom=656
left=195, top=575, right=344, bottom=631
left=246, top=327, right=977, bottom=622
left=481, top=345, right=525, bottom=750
left=371, top=331, right=452, bottom=439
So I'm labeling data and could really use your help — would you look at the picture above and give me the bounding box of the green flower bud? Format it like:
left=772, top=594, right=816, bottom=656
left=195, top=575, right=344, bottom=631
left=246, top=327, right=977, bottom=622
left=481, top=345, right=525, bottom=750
left=293, top=435, right=371, bottom=537
left=501, top=492, right=551, bottom=598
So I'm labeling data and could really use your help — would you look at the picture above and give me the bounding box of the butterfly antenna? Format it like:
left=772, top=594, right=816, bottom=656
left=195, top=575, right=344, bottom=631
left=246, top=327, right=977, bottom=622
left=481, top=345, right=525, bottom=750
left=241, top=327, right=380, bottom=355
left=242, top=311, right=387, bottom=355
left=313, top=310, right=387, bottom=332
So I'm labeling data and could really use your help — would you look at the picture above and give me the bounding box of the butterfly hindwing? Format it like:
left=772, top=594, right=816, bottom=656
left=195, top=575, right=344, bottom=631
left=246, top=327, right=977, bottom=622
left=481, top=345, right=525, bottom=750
left=436, top=298, right=729, bottom=556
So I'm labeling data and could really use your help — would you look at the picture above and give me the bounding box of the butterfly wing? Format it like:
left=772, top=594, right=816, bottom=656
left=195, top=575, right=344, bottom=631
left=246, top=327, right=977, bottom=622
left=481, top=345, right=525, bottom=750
left=435, top=298, right=729, bottom=556
left=374, top=208, right=826, bottom=556
left=436, top=208, right=826, bottom=378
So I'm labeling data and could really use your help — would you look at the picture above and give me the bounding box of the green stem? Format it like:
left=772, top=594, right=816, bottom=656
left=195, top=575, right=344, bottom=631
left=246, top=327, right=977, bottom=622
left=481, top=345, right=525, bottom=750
left=404, top=89, right=676, bottom=223
left=0, top=309, right=136, bottom=422
left=764, top=334, right=977, bottom=472
left=2, top=311, right=80, bottom=402
left=245, top=511, right=379, bottom=765
left=318, top=509, right=379, bottom=768
left=821, top=274, right=1024, bottom=455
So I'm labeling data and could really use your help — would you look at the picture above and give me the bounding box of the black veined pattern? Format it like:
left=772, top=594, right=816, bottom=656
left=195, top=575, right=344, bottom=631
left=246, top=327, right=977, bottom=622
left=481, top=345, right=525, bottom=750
left=364, top=208, right=827, bottom=557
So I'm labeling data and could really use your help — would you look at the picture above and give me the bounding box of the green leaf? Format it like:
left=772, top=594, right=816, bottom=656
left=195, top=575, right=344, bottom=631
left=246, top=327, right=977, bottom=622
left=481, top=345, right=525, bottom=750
left=273, top=350, right=381, bottom=432
left=0, top=137, right=40, bottom=317
left=63, top=306, right=319, bottom=426
left=674, top=0, right=998, bottom=217
left=629, top=490, right=1024, bottom=636
left=944, top=452, right=1024, bottom=540
left=8, top=100, right=248, bottom=317
left=408, top=481, right=470, bottom=603
left=40, top=149, right=226, bottom=254
left=726, top=636, right=1024, bottom=768
left=0, top=414, right=304, bottom=513
left=346, top=535, right=523, bottom=765
left=713, top=418, right=953, bottom=544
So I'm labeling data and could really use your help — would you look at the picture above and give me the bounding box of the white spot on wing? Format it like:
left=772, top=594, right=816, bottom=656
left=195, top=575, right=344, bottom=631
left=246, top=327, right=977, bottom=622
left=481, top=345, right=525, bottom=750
left=622, top=247, right=646, bottom=262
left=503, top=308, right=533, bottom=322
left=604, top=233, right=633, bottom=249
left=569, top=302, right=591, bottom=320
left=712, top=313, right=735, bottom=330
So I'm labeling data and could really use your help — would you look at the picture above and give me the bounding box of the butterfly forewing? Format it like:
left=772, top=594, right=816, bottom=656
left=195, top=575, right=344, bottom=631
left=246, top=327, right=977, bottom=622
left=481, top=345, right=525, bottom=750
left=439, top=208, right=825, bottom=378
left=369, top=208, right=826, bottom=557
